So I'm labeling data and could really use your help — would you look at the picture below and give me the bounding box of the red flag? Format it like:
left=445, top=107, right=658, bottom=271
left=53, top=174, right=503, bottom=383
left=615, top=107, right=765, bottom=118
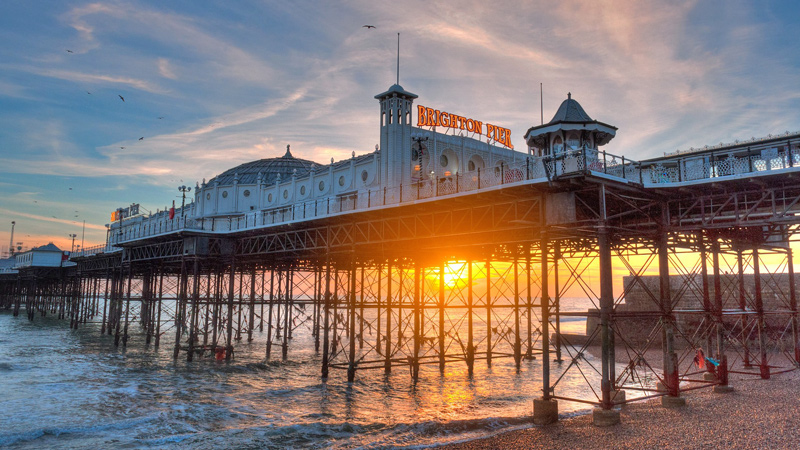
left=169, top=207, right=175, bottom=220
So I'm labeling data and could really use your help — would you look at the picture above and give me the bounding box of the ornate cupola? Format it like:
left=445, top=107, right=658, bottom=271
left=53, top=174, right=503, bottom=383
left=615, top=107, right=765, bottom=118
left=523, top=93, right=617, bottom=157
left=375, top=84, right=418, bottom=188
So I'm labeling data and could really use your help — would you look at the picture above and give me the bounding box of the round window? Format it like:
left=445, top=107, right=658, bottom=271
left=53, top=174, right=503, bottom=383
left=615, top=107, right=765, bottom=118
left=338, top=175, right=345, bottom=187
left=243, top=190, right=250, bottom=197
left=468, top=160, right=475, bottom=171
left=221, top=191, right=228, bottom=198
left=319, top=180, right=325, bottom=191
left=440, top=154, right=448, bottom=167
left=283, top=190, right=288, bottom=199
left=268, top=193, right=273, bottom=202
left=206, top=193, right=211, bottom=200
left=361, top=170, right=368, bottom=182
left=300, top=185, right=306, bottom=195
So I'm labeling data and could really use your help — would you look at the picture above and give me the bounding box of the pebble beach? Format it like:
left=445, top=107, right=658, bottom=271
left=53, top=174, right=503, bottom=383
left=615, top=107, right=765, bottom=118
left=434, top=369, right=800, bottom=450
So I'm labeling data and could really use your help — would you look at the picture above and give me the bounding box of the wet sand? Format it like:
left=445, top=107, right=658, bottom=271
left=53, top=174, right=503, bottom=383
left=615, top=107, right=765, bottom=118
left=433, top=369, right=800, bottom=450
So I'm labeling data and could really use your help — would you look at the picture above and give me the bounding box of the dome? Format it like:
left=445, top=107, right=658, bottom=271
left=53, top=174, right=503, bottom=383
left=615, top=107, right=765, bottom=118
left=207, top=145, right=323, bottom=186
left=548, top=92, right=593, bottom=123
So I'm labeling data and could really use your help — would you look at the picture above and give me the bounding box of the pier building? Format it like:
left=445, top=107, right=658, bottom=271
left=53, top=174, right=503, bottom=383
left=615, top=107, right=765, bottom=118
left=3, top=82, right=800, bottom=428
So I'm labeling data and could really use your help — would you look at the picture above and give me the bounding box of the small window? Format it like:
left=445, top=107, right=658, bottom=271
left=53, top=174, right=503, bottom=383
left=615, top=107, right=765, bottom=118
left=221, top=191, right=228, bottom=198
left=361, top=170, right=368, bottom=182
left=468, top=160, right=475, bottom=171
left=206, top=193, right=211, bottom=200
left=243, top=190, right=250, bottom=197
left=338, top=175, right=345, bottom=187
left=268, top=193, right=273, bottom=202
left=300, top=185, right=306, bottom=195
left=283, top=190, right=288, bottom=199
left=440, top=154, right=448, bottom=167
left=319, top=181, right=325, bottom=191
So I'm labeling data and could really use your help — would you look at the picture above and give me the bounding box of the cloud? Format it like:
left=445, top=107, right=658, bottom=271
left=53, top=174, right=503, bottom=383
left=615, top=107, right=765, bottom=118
left=0, top=207, right=106, bottom=231
left=157, top=58, right=178, bottom=80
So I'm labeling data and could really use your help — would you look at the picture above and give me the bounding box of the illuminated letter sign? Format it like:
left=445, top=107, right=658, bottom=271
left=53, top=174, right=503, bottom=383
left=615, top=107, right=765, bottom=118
left=416, top=105, right=513, bottom=149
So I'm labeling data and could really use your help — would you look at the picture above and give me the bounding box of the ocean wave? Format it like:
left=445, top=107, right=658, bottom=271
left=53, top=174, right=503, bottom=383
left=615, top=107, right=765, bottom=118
left=0, top=414, right=162, bottom=447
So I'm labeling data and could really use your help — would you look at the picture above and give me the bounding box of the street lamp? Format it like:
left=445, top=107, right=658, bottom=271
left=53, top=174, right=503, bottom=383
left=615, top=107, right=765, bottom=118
left=178, top=185, right=192, bottom=218
left=69, top=233, right=77, bottom=253
left=9, top=221, right=15, bottom=257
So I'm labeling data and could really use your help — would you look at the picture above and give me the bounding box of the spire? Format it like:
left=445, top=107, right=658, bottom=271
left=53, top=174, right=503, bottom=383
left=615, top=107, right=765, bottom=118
left=284, top=144, right=293, bottom=158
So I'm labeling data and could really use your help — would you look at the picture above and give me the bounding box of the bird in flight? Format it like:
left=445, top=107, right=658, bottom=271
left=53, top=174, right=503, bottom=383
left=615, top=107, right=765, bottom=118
left=118, top=95, right=125, bottom=102
left=87, top=91, right=91, bottom=94
left=139, top=137, right=144, bottom=140
left=158, top=116, right=164, bottom=119
left=120, top=147, right=126, bottom=149
left=363, top=25, right=375, bottom=29
left=66, top=49, right=74, bottom=53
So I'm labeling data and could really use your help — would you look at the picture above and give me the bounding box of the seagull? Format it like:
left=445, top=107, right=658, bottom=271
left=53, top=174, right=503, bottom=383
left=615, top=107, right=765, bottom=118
left=69, top=187, right=73, bottom=190
left=87, top=91, right=91, bottom=94
left=118, top=95, right=125, bottom=102
left=120, top=146, right=126, bottom=149
left=138, top=137, right=144, bottom=141
left=66, top=49, right=74, bottom=53
left=158, top=116, right=164, bottom=119
left=363, top=25, right=375, bottom=29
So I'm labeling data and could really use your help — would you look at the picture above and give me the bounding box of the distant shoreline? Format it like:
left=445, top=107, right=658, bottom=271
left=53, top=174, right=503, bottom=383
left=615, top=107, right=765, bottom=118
left=429, top=369, right=800, bottom=450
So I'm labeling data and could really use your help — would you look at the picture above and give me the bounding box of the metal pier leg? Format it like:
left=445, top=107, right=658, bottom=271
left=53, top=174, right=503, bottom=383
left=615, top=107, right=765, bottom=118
left=266, top=269, right=275, bottom=358
left=486, top=259, right=492, bottom=368
left=384, top=262, right=393, bottom=374
left=737, top=248, right=751, bottom=367
left=467, top=260, right=475, bottom=376
left=248, top=268, right=256, bottom=342
left=553, top=243, right=563, bottom=363
left=711, top=238, right=731, bottom=390
left=526, top=251, right=533, bottom=360
left=122, top=266, right=132, bottom=347
left=752, top=248, right=770, bottom=379
left=659, top=228, right=683, bottom=405
left=322, top=263, right=332, bottom=379
left=533, top=229, right=558, bottom=425
left=188, top=259, right=200, bottom=361
left=155, top=271, right=163, bottom=348
left=359, top=266, right=365, bottom=350
left=788, top=248, right=800, bottom=365
left=699, top=233, right=713, bottom=361
left=173, top=260, right=188, bottom=359
left=349, top=264, right=359, bottom=382
left=412, top=262, right=421, bottom=381
left=225, top=255, right=236, bottom=361
left=514, top=256, right=522, bottom=370
left=439, top=261, right=446, bottom=373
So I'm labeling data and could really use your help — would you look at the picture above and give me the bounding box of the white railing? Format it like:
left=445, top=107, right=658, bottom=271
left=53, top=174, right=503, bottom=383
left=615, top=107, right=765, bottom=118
left=642, top=147, right=800, bottom=185
left=71, top=243, right=122, bottom=258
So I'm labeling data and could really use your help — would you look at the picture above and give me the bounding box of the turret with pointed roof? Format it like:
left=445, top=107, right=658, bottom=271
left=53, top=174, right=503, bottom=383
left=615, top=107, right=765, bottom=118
left=523, top=93, right=617, bottom=157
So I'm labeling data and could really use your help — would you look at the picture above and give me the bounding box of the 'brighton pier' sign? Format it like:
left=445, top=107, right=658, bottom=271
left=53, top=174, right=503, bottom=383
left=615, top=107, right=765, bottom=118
left=416, top=105, right=514, bottom=149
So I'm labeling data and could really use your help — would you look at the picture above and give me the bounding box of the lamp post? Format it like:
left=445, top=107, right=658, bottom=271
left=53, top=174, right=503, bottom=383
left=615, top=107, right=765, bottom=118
left=178, top=185, right=192, bottom=218
left=69, top=233, right=77, bottom=253
left=9, top=221, right=15, bottom=258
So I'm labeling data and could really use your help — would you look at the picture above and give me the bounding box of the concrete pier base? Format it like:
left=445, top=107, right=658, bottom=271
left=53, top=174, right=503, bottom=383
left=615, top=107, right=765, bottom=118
left=610, top=389, right=626, bottom=405
left=703, top=372, right=717, bottom=382
left=592, top=408, right=621, bottom=427
left=661, top=395, right=686, bottom=408
left=533, top=398, right=559, bottom=425
left=713, top=384, right=734, bottom=393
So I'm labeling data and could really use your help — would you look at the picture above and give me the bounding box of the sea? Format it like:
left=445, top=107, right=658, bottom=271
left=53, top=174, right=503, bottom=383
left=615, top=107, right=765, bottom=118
left=0, top=297, right=627, bottom=449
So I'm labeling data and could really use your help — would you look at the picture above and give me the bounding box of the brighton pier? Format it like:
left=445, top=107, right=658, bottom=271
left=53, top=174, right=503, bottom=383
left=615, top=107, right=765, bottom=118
left=2, top=83, right=799, bottom=426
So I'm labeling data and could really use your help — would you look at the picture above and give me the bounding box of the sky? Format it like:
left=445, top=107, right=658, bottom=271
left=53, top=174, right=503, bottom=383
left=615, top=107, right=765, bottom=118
left=1, top=0, right=799, bottom=255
